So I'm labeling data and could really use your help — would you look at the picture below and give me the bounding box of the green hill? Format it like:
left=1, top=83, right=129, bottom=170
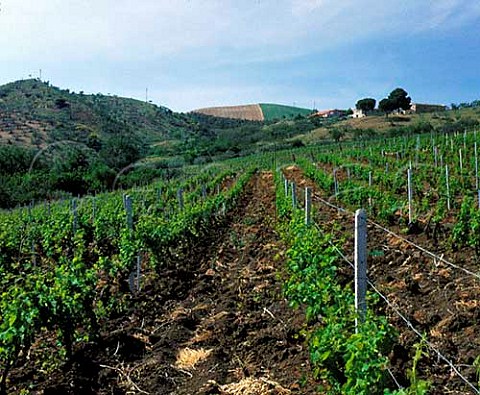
left=259, top=103, right=313, bottom=121
left=193, top=103, right=313, bottom=121
left=0, top=79, right=196, bottom=148
left=0, top=80, right=328, bottom=208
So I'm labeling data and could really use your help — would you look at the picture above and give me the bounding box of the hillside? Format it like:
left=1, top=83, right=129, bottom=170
left=192, top=103, right=312, bottom=121
left=302, top=107, right=480, bottom=143
left=259, top=103, right=313, bottom=121
left=0, top=80, right=330, bottom=208
left=0, top=79, right=194, bottom=148
left=192, top=104, right=264, bottom=121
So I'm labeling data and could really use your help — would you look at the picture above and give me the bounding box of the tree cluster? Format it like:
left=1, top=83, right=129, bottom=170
left=355, top=88, right=412, bottom=116
left=355, top=98, right=376, bottom=113
left=378, top=88, right=411, bottom=116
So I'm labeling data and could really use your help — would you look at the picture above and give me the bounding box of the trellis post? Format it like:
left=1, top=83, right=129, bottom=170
left=355, top=209, right=367, bottom=332
left=305, top=187, right=312, bottom=226
left=291, top=182, right=297, bottom=208
left=407, top=168, right=413, bottom=224
left=125, top=195, right=133, bottom=231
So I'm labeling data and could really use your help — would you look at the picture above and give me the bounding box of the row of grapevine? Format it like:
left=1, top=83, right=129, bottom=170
left=294, top=129, right=480, bottom=238
left=0, top=160, right=255, bottom=393
left=274, top=170, right=410, bottom=394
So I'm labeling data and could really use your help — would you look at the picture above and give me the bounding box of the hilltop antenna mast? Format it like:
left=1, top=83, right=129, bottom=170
left=39, top=69, right=42, bottom=81
left=145, top=87, right=148, bottom=103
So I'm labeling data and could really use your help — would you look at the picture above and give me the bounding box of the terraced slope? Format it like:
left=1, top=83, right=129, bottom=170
left=193, top=104, right=264, bottom=121
left=193, top=103, right=313, bottom=121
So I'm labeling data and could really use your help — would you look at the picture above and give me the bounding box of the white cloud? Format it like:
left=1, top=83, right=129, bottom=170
left=1, top=0, right=480, bottom=110
left=418, top=0, right=480, bottom=31
left=1, top=0, right=479, bottom=64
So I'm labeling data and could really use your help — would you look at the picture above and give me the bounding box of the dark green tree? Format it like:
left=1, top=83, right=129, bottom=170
left=379, top=98, right=395, bottom=116
left=100, top=134, right=145, bottom=170
left=329, top=127, right=346, bottom=142
left=388, top=88, right=411, bottom=111
left=379, top=88, right=411, bottom=116
left=86, top=132, right=102, bottom=152
left=355, top=98, right=376, bottom=112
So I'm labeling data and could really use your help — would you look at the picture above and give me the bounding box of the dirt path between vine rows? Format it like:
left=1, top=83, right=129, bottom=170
left=283, top=164, right=480, bottom=395
left=25, top=172, right=319, bottom=394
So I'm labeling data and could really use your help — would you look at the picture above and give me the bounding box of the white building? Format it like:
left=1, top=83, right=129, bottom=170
left=352, top=108, right=366, bottom=118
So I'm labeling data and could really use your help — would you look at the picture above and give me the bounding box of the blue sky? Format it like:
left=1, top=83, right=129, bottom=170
left=1, top=0, right=479, bottom=112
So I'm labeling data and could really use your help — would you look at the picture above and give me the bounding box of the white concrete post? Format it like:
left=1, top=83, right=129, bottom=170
left=459, top=149, right=463, bottom=173
left=407, top=168, right=413, bottom=224
left=445, top=165, right=451, bottom=211
left=305, top=187, right=312, bottom=226
left=475, top=142, right=479, bottom=190
left=355, top=209, right=367, bottom=332
left=72, top=199, right=78, bottom=233
left=125, top=195, right=133, bottom=230
left=291, top=182, right=297, bottom=208
left=177, top=188, right=184, bottom=211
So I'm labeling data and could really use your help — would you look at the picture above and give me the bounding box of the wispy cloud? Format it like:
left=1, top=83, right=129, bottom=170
left=2, top=0, right=479, bottom=63
left=1, top=1, right=479, bottom=110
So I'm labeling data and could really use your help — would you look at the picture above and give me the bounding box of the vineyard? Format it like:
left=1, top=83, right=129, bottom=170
left=192, top=105, right=265, bottom=121
left=2, top=130, right=480, bottom=394
left=192, top=103, right=313, bottom=121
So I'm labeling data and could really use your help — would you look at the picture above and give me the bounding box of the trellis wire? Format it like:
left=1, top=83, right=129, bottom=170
left=325, top=235, right=480, bottom=394
left=311, top=192, right=480, bottom=281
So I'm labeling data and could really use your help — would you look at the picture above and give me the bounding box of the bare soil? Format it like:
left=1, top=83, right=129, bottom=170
left=192, top=105, right=264, bottom=121
left=8, top=172, right=320, bottom=394
left=283, top=165, right=480, bottom=395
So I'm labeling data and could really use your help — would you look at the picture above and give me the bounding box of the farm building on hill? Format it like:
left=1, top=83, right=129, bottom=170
left=352, top=108, right=366, bottom=118
left=410, top=103, right=447, bottom=113
left=310, top=109, right=344, bottom=118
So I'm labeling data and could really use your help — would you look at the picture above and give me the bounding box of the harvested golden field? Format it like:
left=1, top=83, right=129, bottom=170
left=193, top=104, right=264, bottom=121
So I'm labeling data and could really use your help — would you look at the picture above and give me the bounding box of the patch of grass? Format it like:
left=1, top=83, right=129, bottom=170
left=260, top=103, right=313, bottom=121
